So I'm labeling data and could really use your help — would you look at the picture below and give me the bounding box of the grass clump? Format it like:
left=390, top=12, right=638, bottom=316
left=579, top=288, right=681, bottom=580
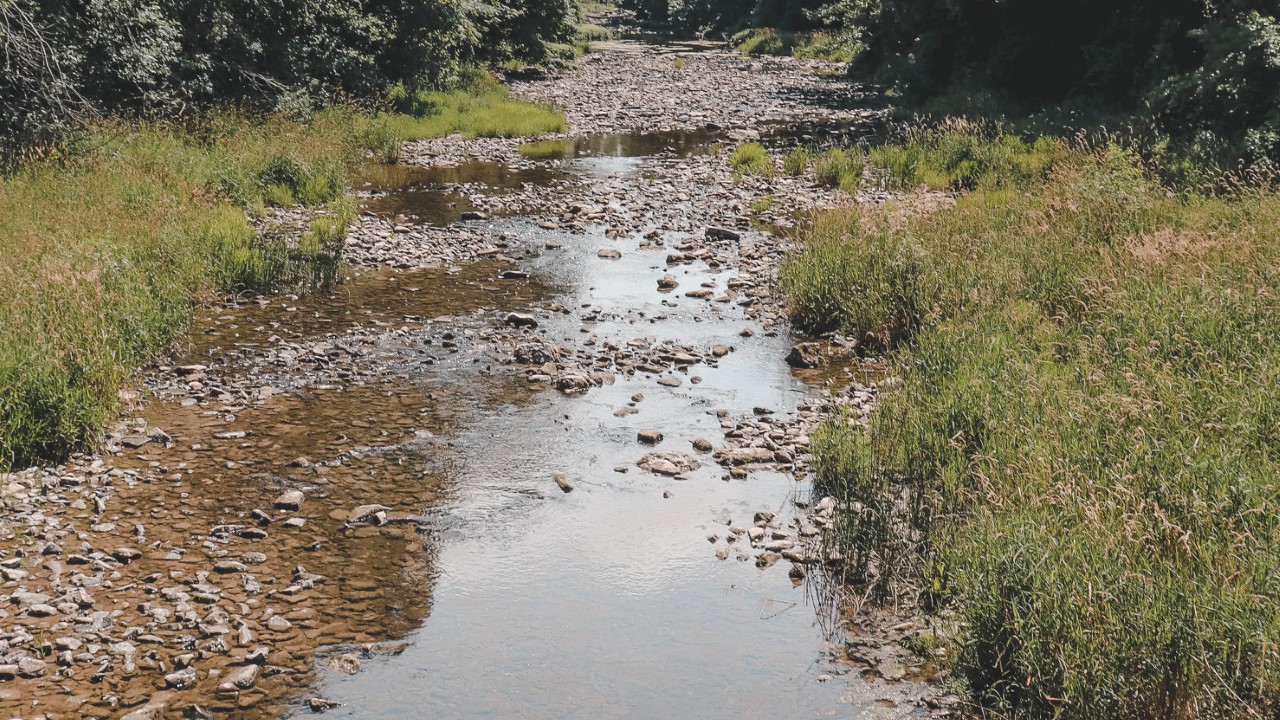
left=781, top=141, right=1280, bottom=717
left=573, top=23, right=613, bottom=56
left=784, top=147, right=813, bottom=175
left=731, top=142, right=774, bottom=177
left=518, top=139, right=572, bottom=160
left=813, top=147, right=865, bottom=191
left=381, top=77, right=566, bottom=140
left=735, top=28, right=794, bottom=56
left=869, top=120, right=1070, bottom=191
left=751, top=195, right=776, bottom=213
left=576, top=23, right=613, bottom=41
left=792, top=33, right=860, bottom=63
left=579, top=0, right=615, bottom=14
left=0, top=112, right=368, bottom=470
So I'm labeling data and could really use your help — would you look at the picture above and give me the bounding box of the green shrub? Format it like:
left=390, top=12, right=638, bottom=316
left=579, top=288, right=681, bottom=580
left=734, top=28, right=859, bottom=62
left=792, top=32, right=861, bottom=63
left=735, top=28, right=794, bottom=56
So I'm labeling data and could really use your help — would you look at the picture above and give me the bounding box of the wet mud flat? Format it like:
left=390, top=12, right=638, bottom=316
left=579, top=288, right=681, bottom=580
left=0, top=36, right=952, bottom=720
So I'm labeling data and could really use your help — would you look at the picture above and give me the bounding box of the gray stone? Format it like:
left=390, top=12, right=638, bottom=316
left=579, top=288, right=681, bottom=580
left=165, top=667, right=197, bottom=689
left=504, top=312, right=538, bottom=328
left=637, top=429, right=663, bottom=445
left=273, top=490, right=304, bottom=511
left=218, top=664, right=259, bottom=692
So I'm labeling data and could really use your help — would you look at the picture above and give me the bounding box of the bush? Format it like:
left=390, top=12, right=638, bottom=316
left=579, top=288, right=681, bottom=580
left=735, top=28, right=794, bottom=56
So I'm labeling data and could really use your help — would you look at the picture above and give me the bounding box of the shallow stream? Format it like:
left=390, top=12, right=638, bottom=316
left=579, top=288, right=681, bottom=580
left=125, top=126, right=919, bottom=717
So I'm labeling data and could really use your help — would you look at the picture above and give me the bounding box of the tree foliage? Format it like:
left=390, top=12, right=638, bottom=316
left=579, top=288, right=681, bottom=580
left=0, top=0, right=576, bottom=147
left=643, top=0, right=1279, bottom=168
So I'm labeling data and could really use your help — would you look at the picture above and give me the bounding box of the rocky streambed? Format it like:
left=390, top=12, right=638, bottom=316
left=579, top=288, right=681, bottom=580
left=0, top=32, right=953, bottom=720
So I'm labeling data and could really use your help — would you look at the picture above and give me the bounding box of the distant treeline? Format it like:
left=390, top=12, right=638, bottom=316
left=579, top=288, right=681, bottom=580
left=629, top=0, right=1280, bottom=169
left=0, top=0, right=576, bottom=146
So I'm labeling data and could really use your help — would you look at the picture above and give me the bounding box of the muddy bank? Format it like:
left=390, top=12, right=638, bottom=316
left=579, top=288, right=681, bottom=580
left=0, top=34, right=952, bottom=720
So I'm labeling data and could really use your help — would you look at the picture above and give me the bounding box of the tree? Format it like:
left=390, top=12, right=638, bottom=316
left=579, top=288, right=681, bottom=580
left=0, top=0, right=85, bottom=146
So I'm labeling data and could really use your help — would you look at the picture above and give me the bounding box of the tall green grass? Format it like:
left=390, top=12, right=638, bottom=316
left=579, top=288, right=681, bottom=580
left=733, top=28, right=859, bottom=63
left=0, top=111, right=373, bottom=470
left=814, top=148, right=865, bottom=191
left=784, top=147, right=813, bottom=176
left=868, top=120, right=1070, bottom=191
left=782, top=140, right=1280, bottom=717
left=0, top=75, right=565, bottom=470
left=576, top=23, right=613, bottom=41
left=381, top=77, right=566, bottom=140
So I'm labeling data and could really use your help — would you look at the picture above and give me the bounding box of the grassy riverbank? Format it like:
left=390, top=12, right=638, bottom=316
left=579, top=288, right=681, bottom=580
left=0, top=85, right=564, bottom=471
left=780, top=128, right=1280, bottom=717
left=733, top=28, right=858, bottom=63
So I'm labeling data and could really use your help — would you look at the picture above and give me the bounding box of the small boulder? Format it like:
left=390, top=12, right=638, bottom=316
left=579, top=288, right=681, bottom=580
left=705, top=226, right=741, bottom=241
left=164, top=668, right=197, bottom=689
left=504, top=313, right=538, bottom=329
left=349, top=504, right=392, bottom=523
left=218, top=664, right=259, bottom=692
left=785, top=342, right=825, bottom=369
left=328, top=653, right=361, bottom=675
left=637, top=430, right=664, bottom=445
left=112, top=547, right=142, bottom=563
left=637, top=451, right=700, bottom=476
left=273, top=490, right=304, bottom=511
left=17, top=657, right=46, bottom=678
